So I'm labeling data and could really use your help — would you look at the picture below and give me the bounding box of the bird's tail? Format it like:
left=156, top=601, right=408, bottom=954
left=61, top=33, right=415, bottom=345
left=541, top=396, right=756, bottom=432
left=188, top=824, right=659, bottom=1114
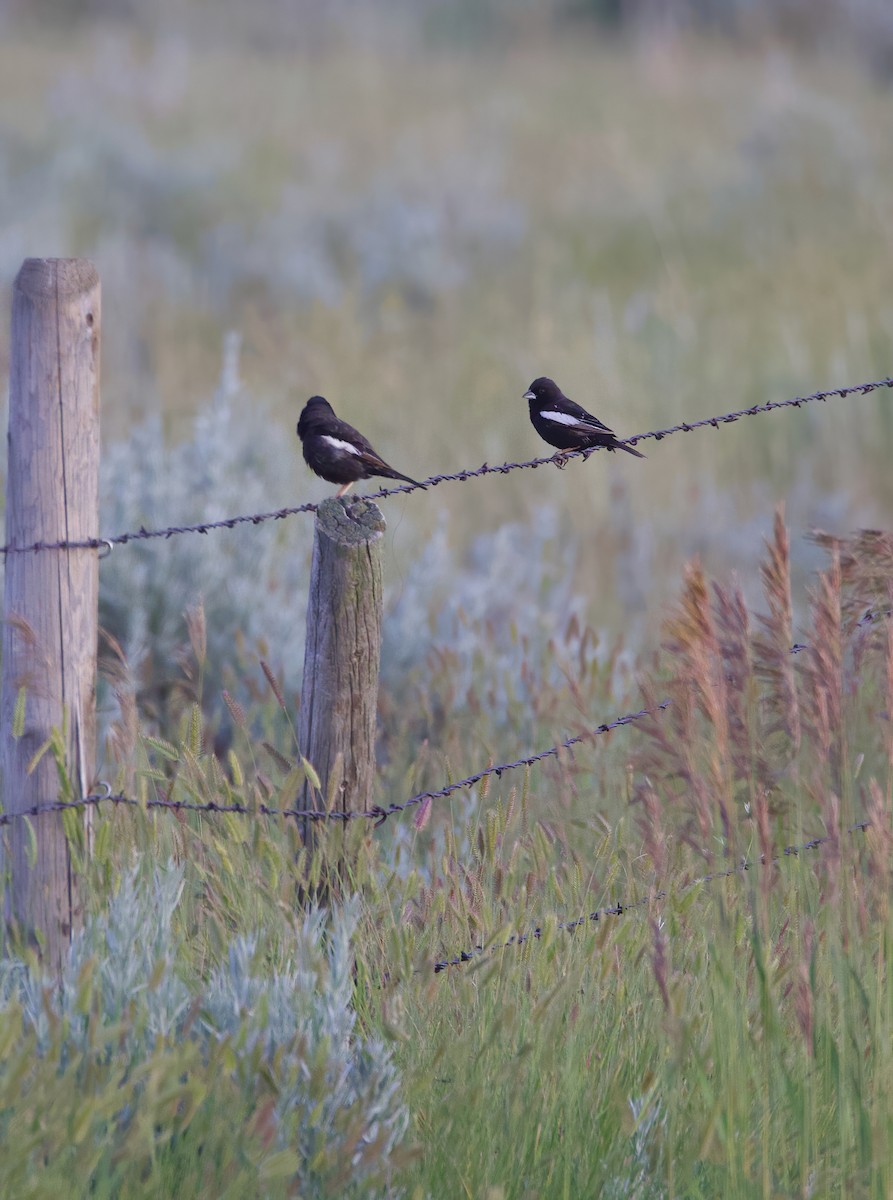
left=387, top=467, right=426, bottom=489
left=616, top=441, right=646, bottom=459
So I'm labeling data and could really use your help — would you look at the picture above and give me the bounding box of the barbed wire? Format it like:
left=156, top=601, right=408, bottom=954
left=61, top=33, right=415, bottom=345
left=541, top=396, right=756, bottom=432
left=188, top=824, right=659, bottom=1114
left=0, top=699, right=666, bottom=830
left=432, top=820, right=871, bottom=973
left=363, top=701, right=668, bottom=826
left=4, top=598, right=888, bottom=829
left=2, top=375, right=890, bottom=556
left=0, top=500, right=323, bottom=557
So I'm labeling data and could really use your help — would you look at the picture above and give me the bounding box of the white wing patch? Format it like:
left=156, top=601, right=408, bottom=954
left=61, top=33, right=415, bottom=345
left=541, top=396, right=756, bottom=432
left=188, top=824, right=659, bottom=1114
left=540, top=410, right=581, bottom=427
left=322, top=435, right=362, bottom=456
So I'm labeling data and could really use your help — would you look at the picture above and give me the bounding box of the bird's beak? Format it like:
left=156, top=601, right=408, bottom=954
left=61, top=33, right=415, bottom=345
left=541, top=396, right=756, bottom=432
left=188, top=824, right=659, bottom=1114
left=523, top=390, right=535, bottom=401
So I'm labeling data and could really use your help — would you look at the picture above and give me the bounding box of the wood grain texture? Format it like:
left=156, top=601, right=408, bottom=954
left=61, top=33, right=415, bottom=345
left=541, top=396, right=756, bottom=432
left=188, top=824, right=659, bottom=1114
left=1, top=258, right=100, bottom=969
left=297, top=498, right=385, bottom=848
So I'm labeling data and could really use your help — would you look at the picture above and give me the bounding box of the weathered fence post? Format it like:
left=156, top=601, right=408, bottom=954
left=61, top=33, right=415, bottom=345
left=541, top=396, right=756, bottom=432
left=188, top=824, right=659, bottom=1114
left=297, top=497, right=385, bottom=851
left=1, top=258, right=100, bottom=970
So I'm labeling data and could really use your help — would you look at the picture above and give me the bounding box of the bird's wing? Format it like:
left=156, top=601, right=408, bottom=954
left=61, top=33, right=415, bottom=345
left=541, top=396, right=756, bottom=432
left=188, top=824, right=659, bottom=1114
left=356, top=445, right=400, bottom=473
left=325, top=424, right=395, bottom=472
left=565, top=400, right=614, bottom=431
left=570, top=415, right=616, bottom=437
left=320, top=434, right=363, bottom=457
left=541, top=404, right=616, bottom=437
left=322, top=418, right=374, bottom=454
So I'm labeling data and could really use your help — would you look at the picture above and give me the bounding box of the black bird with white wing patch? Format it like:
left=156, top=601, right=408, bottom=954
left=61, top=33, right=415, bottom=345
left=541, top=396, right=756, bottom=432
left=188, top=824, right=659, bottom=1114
left=524, top=376, right=645, bottom=459
left=297, top=396, right=424, bottom=497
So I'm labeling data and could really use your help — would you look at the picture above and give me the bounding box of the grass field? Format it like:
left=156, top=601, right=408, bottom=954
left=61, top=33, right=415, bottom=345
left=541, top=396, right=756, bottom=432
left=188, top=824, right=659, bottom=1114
left=1, top=9, right=893, bottom=1197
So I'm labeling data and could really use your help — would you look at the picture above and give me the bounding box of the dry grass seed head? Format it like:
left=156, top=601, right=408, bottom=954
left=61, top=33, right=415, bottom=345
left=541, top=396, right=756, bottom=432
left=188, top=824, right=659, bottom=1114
left=260, top=658, right=287, bottom=712
left=185, top=600, right=207, bottom=669
left=712, top=577, right=773, bottom=803
left=812, top=529, right=893, bottom=623
left=650, top=917, right=671, bottom=1012
left=864, top=778, right=893, bottom=891
left=99, top=628, right=140, bottom=769
left=646, top=563, right=736, bottom=854
left=819, top=789, right=842, bottom=909
left=222, top=689, right=247, bottom=730
left=794, top=918, right=816, bottom=1058
left=752, top=786, right=775, bottom=903
left=754, top=508, right=801, bottom=754
left=632, top=780, right=669, bottom=879
left=802, top=549, right=843, bottom=785
left=884, top=604, right=893, bottom=768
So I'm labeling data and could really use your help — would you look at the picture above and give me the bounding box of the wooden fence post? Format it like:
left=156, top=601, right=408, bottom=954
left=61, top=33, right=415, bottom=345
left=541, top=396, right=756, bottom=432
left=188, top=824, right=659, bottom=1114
left=297, top=497, right=385, bottom=851
left=1, top=258, right=100, bottom=970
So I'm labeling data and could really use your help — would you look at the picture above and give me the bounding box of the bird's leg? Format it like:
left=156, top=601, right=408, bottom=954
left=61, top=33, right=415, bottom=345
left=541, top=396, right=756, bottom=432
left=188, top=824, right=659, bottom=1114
left=336, top=481, right=355, bottom=498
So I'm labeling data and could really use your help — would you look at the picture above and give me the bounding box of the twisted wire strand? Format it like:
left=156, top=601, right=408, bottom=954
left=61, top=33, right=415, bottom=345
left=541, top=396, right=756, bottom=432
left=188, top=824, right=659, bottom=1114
left=3, top=376, right=889, bottom=556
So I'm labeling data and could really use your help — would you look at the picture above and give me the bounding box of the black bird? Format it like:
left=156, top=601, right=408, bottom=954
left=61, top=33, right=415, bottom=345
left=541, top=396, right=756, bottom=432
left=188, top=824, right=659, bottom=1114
left=524, top=377, right=645, bottom=459
left=297, top=395, right=424, bottom=497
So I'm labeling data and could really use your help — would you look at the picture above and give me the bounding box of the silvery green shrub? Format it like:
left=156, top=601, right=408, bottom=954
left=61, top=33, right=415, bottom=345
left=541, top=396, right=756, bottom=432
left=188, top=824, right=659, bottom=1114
left=99, top=340, right=313, bottom=710
left=203, top=910, right=408, bottom=1186
left=0, top=863, right=409, bottom=1197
